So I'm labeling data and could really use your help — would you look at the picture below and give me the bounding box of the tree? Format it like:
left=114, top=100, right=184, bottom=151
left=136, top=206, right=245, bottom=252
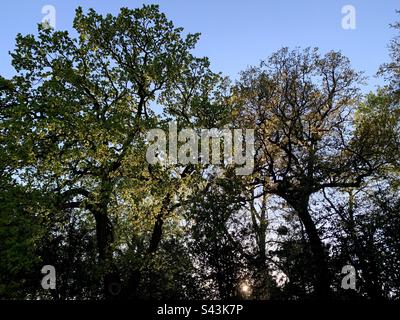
left=0, top=5, right=225, bottom=298
left=379, top=10, right=400, bottom=101
left=1, top=5, right=399, bottom=301
left=233, top=47, right=389, bottom=297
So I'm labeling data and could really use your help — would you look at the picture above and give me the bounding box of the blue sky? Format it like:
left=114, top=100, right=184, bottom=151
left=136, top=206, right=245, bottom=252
left=0, top=0, right=399, bottom=92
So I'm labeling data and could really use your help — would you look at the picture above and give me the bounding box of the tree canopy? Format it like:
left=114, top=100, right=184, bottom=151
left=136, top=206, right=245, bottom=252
left=0, top=5, right=399, bottom=300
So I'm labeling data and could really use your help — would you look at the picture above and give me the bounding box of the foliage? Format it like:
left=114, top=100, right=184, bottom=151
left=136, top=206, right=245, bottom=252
left=0, top=6, right=399, bottom=300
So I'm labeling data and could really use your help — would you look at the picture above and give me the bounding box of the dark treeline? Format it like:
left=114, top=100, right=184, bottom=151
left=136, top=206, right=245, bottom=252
left=0, top=5, right=399, bottom=300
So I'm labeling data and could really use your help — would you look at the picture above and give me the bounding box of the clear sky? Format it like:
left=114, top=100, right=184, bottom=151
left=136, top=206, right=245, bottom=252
left=0, top=0, right=399, bottom=92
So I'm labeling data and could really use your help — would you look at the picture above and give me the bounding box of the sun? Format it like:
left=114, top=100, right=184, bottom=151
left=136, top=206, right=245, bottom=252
left=240, top=282, right=251, bottom=296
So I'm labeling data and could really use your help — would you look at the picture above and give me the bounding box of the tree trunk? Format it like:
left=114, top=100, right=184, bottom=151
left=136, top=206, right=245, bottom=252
left=94, top=211, right=113, bottom=261
left=147, top=192, right=172, bottom=254
left=147, top=213, right=164, bottom=254
left=91, top=176, right=119, bottom=299
left=287, top=195, right=331, bottom=298
left=93, top=210, right=120, bottom=299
